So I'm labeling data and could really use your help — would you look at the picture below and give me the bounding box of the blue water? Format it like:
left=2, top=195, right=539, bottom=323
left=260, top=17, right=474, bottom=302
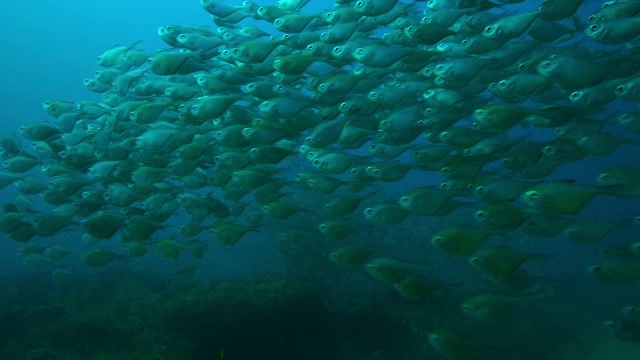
left=0, top=0, right=639, bottom=359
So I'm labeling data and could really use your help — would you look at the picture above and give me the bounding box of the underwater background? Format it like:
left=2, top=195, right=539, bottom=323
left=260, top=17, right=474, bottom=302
left=0, top=0, right=639, bottom=359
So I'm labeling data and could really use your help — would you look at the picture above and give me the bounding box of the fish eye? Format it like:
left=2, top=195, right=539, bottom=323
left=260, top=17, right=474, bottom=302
left=275, top=19, right=281, bottom=25
left=440, top=166, right=451, bottom=175
left=570, top=92, right=581, bottom=100
left=356, top=1, right=364, bottom=8
left=406, top=26, right=415, bottom=32
left=469, top=256, right=480, bottom=264
left=485, top=26, right=493, bottom=33
left=542, top=146, right=555, bottom=155
left=475, top=186, right=485, bottom=194
left=588, top=15, right=596, bottom=23
left=461, top=39, right=469, bottom=46
left=433, top=236, right=443, bottom=243
left=399, top=196, right=410, bottom=206
left=590, top=265, right=602, bottom=272
left=326, top=13, right=333, bottom=18
left=527, top=191, right=540, bottom=200
left=475, top=211, right=487, bottom=220
left=589, top=25, right=598, bottom=32
left=616, top=85, right=626, bottom=94
left=365, top=208, right=374, bottom=215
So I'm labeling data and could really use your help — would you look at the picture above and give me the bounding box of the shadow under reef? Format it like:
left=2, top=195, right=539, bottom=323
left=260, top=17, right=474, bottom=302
left=0, top=268, right=419, bottom=360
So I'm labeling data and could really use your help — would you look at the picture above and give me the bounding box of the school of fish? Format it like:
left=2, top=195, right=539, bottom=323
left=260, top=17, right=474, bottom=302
left=2, top=0, right=640, bottom=356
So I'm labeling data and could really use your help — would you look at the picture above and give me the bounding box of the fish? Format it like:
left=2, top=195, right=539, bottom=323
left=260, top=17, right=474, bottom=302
left=586, top=17, right=640, bottom=44
left=428, top=331, right=476, bottom=360
left=210, top=221, right=257, bottom=246
left=432, top=226, right=504, bottom=256
left=329, top=246, right=372, bottom=266
left=394, top=276, right=440, bottom=299
left=461, top=293, right=541, bottom=321
left=469, top=247, right=550, bottom=277
left=365, top=257, right=414, bottom=284
left=563, top=219, right=623, bottom=244
left=81, top=249, right=128, bottom=268
left=521, top=181, right=607, bottom=216
left=482, top=8, right=542, bottom=41
left=587, top=260, right=640, bottom=285
left=399, top=186, right=460, bottom=216
left=604, top=318, right=640, bottom=343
